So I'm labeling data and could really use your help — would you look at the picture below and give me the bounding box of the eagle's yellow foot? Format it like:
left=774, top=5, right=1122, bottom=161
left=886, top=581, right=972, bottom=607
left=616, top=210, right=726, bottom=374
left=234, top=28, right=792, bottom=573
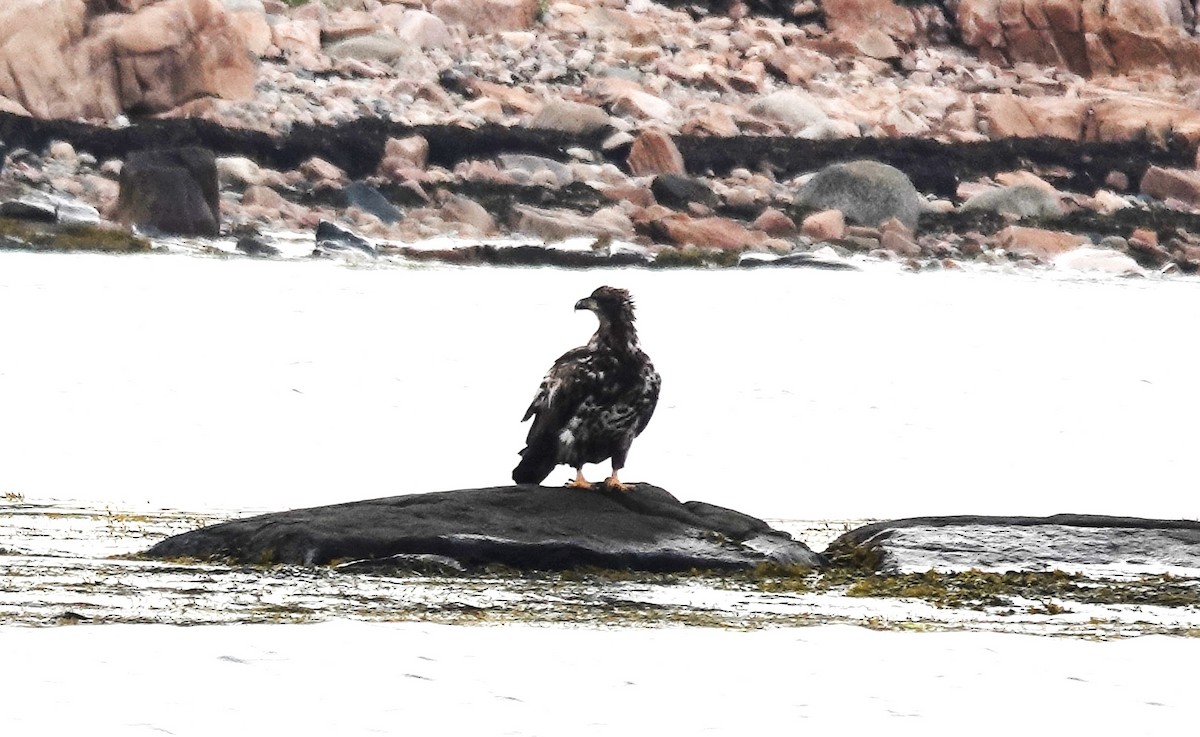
left=565, top=470, right=593, bottom=489
left=602, top=475, right=633, bottom=492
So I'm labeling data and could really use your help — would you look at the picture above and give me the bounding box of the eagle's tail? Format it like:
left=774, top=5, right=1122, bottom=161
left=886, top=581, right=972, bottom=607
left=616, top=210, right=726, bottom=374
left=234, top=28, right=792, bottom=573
left=512, top=441, right=558, bottom=485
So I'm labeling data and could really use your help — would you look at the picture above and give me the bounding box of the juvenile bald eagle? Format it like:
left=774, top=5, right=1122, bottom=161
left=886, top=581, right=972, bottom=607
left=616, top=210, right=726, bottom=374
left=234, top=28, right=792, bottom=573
left=513, top=286, right=661, bottom=491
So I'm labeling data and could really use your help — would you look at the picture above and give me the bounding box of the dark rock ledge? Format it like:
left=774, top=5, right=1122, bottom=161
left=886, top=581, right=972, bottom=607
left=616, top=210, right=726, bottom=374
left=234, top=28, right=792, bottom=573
left=0, top=111, right=1189, bottom=197
left=144, top=491, right=1200, bottom=577
left=143, top=484, right=826, bottom=573
left=826, top=514, right=1200, bottom=574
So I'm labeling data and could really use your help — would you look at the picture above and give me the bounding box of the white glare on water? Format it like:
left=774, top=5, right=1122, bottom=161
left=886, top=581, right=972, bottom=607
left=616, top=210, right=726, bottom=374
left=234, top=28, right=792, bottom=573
left=0, top=251, right=1197, bottom=521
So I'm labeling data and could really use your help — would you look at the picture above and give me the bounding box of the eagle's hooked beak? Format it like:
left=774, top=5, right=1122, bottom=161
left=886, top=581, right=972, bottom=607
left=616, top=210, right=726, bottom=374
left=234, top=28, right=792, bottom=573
left=575, top=297, right=595, bottom=311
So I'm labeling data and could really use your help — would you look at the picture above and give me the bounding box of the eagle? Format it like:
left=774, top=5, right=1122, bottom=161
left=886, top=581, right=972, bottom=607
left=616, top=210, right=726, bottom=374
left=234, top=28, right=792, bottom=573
left=513, top=286, right=661, bottom=491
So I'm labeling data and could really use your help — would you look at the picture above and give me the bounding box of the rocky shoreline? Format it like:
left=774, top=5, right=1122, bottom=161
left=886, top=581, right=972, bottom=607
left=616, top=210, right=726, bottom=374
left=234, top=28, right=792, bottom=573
left=4, top=1, right=1200, bottom=274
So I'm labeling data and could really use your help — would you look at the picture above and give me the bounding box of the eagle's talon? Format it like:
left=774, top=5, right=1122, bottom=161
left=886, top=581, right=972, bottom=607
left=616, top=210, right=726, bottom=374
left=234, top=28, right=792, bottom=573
left=602, top=476, right=633, bottom=492
left=565, top=471, right=593, bottom=489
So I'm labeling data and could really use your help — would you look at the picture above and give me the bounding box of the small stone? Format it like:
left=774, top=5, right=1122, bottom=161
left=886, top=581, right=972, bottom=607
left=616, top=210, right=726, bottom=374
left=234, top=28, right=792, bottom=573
left=994, top=226, right=1090, bottom=261
left=325, top=34, right=421, bottom=65
left=0, top=199, right=57, bottom=223
left=463, top=97, right=505, bottom=121
left=47, top=140, right=76, bottom=162
left=228, top=4, right=272, bottom=56
left=627, top=130, right=685, bottom=177
left=1104, top=170, right=1131, bottom=191
left=653, top=214, right=764, bottom=250
left=1128, top=239, right=1172, bottom=268
left=217, top=156, right=263, bottom=189
left=612, top=90, right=676, bottom=123
left=842, top=236, right=880, bottom=253
left=514, top=205, right=632, bottom=242
left=271, top=19, right=322, bottom=55
left=1092, top=190, right=1132, bottom=214
left=1130, top=228, right=1158, bottom=248
left=390, top=10, right=453, bottom=49
left=315, top=220, right=375, bottom=256
left=880, top=228, right=920, bottom=257
left=441, top=194, right=496, bottom=235
left=300, top=157, right=348, bottom=184
left=499, top=154, right=575, bottom=187
left=962, top=184, right=1062, bottom=218
left=242, top=185, right=287, bottom=210
left=752, top=208, right=797, bottom=236
left=601, top=131, right=636, bottom=150
left=650, top=174, right=717, bottom=209
left=381, top=135, right=430, bottom=173
left=343, top=182, right=403, bottom=224
left=749, top=90, right=828, bottom=130
left=236, top=236, right=281, bottom=258
left=800, top=209, right=845, bottom=241
left=1141, top=166, right=1200, bottom=208
left=529, top=99, right=613, bottom=136
left=431, top=0, right=539, bottom=35
left=600, top=184, right=656, bottom=208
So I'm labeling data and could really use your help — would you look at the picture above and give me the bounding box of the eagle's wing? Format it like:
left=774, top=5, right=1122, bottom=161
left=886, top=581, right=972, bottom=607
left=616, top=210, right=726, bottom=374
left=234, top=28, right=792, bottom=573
left=521, top=346, right=591, bottom=423
left=513, top=346, right=593, bottom=484
left=633, top=365, right=661, bottom=436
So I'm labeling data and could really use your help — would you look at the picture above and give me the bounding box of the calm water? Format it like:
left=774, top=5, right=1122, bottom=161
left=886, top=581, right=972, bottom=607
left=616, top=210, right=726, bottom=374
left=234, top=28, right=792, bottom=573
left=0, top=251, right=1197, bottom=522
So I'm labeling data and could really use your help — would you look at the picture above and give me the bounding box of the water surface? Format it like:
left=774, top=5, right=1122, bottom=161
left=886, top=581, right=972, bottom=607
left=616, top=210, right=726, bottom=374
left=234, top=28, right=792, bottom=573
left=0, top=251, right=1196, bottom=522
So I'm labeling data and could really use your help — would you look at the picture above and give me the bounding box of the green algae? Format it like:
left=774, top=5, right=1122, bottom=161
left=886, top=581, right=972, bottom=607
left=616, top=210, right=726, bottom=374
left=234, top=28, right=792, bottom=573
left=0, top=217, right=150, bottom=253
left=833, top=569, right=1200, bottom=611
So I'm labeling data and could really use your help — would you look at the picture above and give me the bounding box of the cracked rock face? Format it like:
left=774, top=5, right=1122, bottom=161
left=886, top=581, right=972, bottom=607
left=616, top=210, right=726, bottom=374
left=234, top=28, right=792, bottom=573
left=0, top=0, right=253, bottom=120
left=144, top=484, right=827, bottom=572
left=956, top=0, right=1200, bottom=77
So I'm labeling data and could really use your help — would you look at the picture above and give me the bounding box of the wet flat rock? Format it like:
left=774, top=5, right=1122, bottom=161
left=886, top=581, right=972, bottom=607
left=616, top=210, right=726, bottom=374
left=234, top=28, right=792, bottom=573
left=826, top=514, right=1200, bottom=574
left=143, top=484, right=825, bottom=572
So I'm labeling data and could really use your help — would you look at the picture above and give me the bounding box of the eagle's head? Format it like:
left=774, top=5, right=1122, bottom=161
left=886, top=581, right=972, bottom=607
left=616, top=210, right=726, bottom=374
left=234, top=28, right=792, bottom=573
left=576, top=286, right=636, bottom=325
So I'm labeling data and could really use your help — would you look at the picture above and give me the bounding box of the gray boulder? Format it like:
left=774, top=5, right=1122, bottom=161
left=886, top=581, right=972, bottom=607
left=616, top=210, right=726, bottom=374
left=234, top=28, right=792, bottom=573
left=143, top=484, right=826, bottom=572
left=749, top=90, right=837, bottom=138
left=825, top=514, right=1200, bottom=574
left=342, top=181, right=403, bottom=224
left=325, top=34, right=411, bottom=64
left=793, top=160, right=925, bottom=230
left=324, top=34, right=436, bottom=81
left=961, top=184, right=1062, bottom=218
left=498, top=154, right=575, bottom=187
left=235, top=235, right=280, bottom=258
left=651, top=174, right=718, bottom=210
left=0, top=199, right=56, bottom=223
left=314, top=220, right=375, bottom=256
left=114, top=147, right=219, bottom=236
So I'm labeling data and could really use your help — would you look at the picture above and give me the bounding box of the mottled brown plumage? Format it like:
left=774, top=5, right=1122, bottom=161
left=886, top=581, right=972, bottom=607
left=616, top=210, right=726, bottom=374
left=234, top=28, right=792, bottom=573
left=513, top=287, right=661, bottom=490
